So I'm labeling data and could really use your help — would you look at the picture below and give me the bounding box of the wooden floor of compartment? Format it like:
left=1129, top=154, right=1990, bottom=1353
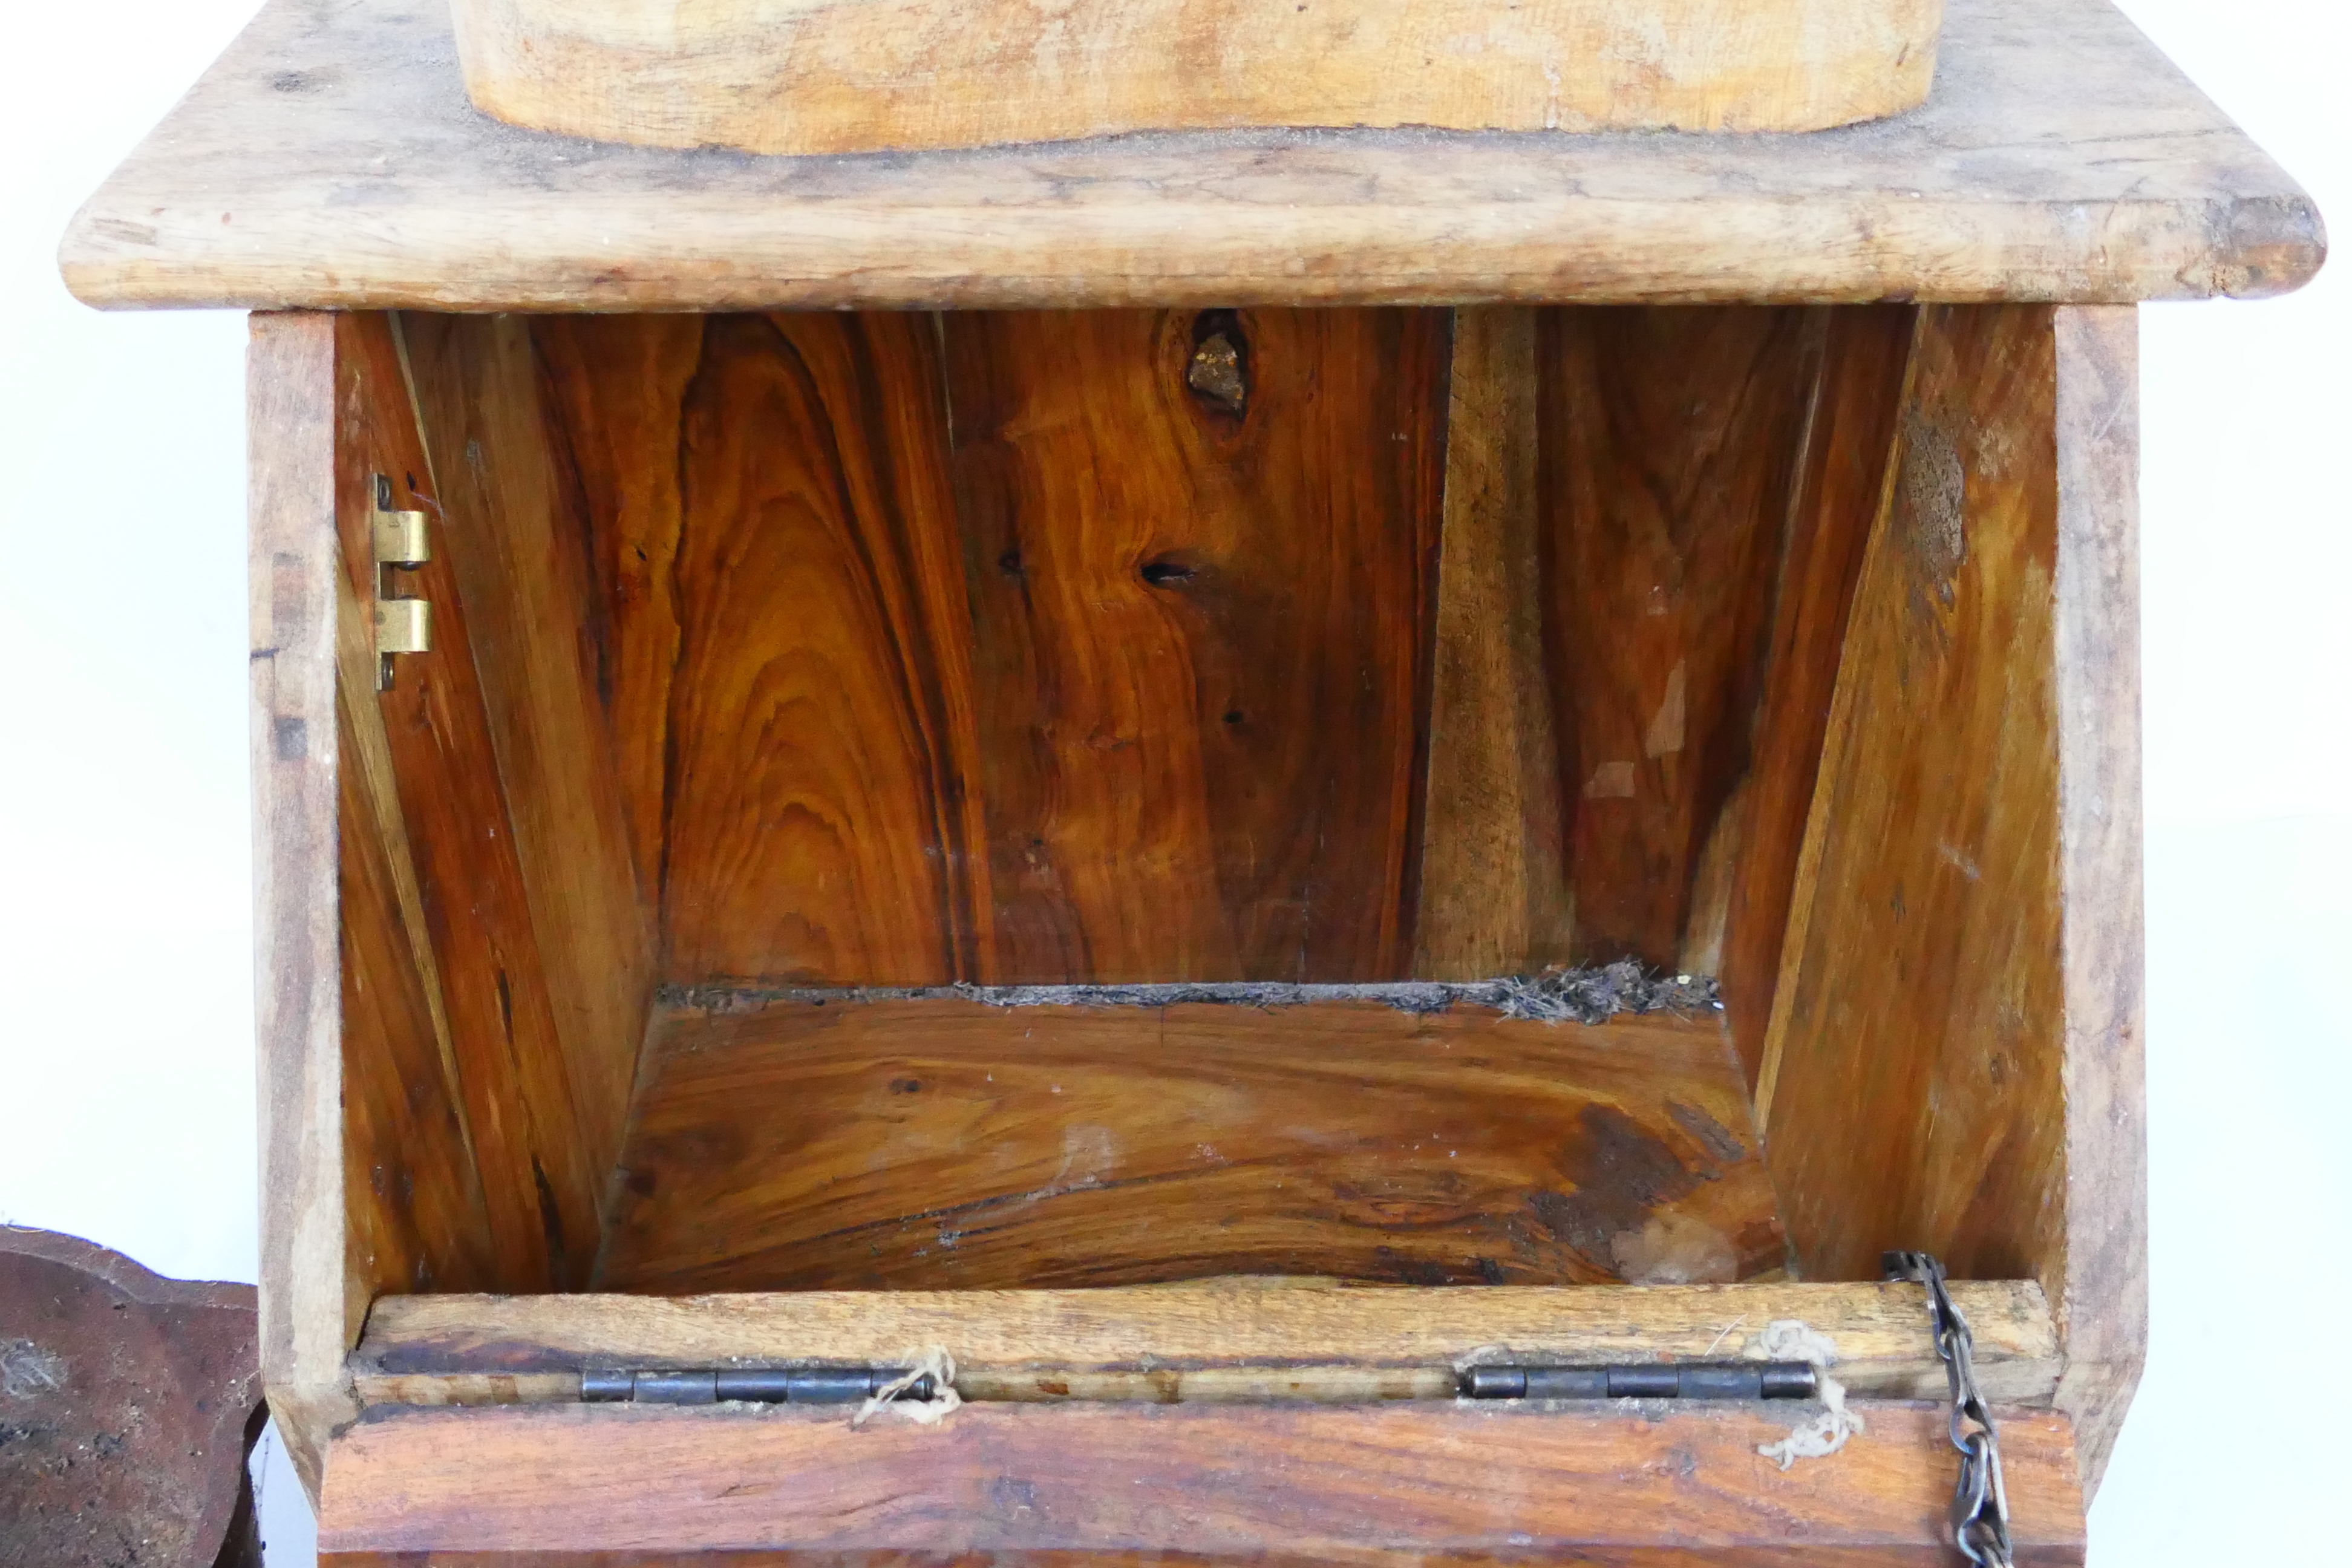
left=591, top=996, right=1785, bottom=1293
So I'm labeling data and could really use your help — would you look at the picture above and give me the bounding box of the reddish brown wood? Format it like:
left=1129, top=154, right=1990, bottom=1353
left=594, top=998, right=1781, bottom=1293
left=1758, top=305, right=2068, bottom=1286
left=337, top=684, right=497, bottom=1299
left=654, top=312, right=987, bottom=985
left=332, top=313, right=601, bottom=1290
left=1415, top=306, right=1575, bottom=980
left=1535, top=307, right=1817, bottom=972
left=526, top=316, right=705, bottom=900
left=0, top=1227, right=264, bottom=1567
left=1716, top=306, right=1915, bottom=1089
left=316, top=1400, right=2085, bottom=1562
left=397, top=313, right=658, bottom=1195
left=946, top=308, right=1448, bottom=982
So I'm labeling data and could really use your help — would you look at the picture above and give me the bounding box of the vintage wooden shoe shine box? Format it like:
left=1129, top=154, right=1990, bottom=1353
left=63, top=0, right=2322, bottom=1561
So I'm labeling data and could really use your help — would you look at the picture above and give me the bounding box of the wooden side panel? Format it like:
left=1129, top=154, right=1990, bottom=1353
left=1535, top=307, right=1818, bottom=972
left=1416, top=306, right=1573, bottom=979
left=595, top=998, right=1781, bottom=1294
left=2049, top=305, right=2146, bottom=1497
left=330, top=399, right=495, bottom=1322
left=316, top=1402, right=2086, bottom=1563
left=249, top=309, right=350, bottom=1497
left=332, top=314, right=601, bottom=1292
left=397, top=314, right=657, bottom=1186
left=1757, top=305, right=2066, bottom=1286
left=945, top=309, right=1448, bottom=983
left=1717, top=307, right=1916, bottom=1088
left=335, top=677, right=496, bottom=1305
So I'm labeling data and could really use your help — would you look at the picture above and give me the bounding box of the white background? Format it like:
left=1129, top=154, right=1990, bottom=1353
left=3, top=3, right=2345, bottom=1560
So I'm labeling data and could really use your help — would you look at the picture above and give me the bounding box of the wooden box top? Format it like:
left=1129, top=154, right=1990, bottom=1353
left=62, top=0, right=2324, bottom=312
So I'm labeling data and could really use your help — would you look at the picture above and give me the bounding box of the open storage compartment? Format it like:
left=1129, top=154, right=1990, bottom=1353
left=242, top=299, right=2139, bottom=1562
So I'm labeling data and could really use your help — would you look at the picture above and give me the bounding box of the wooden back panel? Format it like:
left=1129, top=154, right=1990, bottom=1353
left=523, top=305, right=1887, bottom=996
left=533, top=308, right=1451, bottom=987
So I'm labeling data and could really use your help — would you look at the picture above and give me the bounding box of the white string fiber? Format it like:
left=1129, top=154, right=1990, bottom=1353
left=853, top=1344, right=962, bottom=1427
left=1753, top=1319, right=1864, bottom=1469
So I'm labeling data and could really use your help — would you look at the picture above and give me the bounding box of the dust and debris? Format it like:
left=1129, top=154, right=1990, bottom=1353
left=667, top=961, right=1719, bottom=1028
left=1751, top=1320, right=1864, bottom=1469
left=1607, top=1213, right=1738, bottom=1285
left=0, top=1340, right=65, bottom=1401
left=1186, top=333, right=1247, bottom=414
left=1898, top=407, right=1968, bottom=610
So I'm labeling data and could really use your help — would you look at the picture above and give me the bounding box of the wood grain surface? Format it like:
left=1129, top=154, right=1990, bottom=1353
left=526, top=315, right=706, bottom=895
left=526, top=309, right=1445, bottom=987
left=1538, top=309, right=1817, bottom=973
left=650, top=312, right=983, bottom=986
left=355, top=1276, right=2061, bottom=1406
left=62, top=0, right=2322, bottom=310
left=397, top=314, right=656, bottom=1187
left=249, top=309, right=351, bottom=1497
left=592, top=998, right=1780, bottom=1293
left=1416, top=306, right=1573, bottom=979
left=1756, top=305, right=2067, bottom=1287
left=332, top=315, right=603, bottom=1293
left=2048, top=305, right=2146, bottom=1497
left=1716, top=307, right=1916, bottom=1088
left=335, top=669, right=497, bottom=1304
left=315, top=1400, right=2086, bottom=1561
left=449, top=0, right=1942, bottom=155
left=944, top=309, right=1446, bottom=982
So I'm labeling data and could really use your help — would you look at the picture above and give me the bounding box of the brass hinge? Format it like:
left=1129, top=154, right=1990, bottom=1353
left=370, top=475, right=431, bottom=687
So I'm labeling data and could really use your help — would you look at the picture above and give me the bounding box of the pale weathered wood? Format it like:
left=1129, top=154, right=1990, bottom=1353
left=1416, top=306, right=1574, bottom=979
left=451, top=0, right=1942, bottom=156
left=1756, top=305, right=2068, bottom=1288
left=2048, top=304, right=2145, bottom=1499
left=395, top=312, right=658, bottom=1195
left=62, top=0, right=2321, bottom=311
left=247, top=309, right=350, bottom=1498
left=593, top=998, right=1783, bottom=1292
left=354, top=1276, right=2061, bottom=1406
left=314, top=1401, right=2086, bottom=1561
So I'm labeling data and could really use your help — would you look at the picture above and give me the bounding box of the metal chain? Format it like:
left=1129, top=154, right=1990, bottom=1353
left=1884, top=1250, right=2013, bottom=1568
